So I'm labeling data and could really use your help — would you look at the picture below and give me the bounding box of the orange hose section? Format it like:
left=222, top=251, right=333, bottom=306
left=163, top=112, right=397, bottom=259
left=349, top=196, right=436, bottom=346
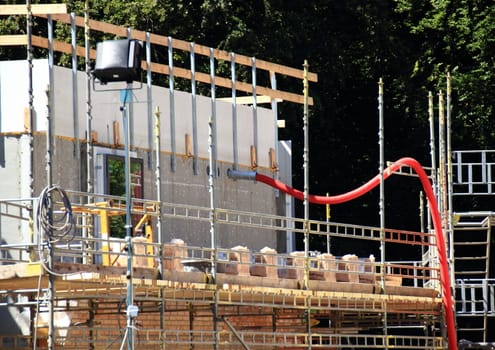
left=255, top=157, right=457, bottom=350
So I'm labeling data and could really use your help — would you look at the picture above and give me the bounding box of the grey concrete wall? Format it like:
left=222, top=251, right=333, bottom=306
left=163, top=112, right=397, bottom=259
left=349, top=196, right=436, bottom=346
left=0, top=135, right=33, bottom=255
left=18, top=136, right=279, bottom=252
left=0, top=58, right=287, bottom=254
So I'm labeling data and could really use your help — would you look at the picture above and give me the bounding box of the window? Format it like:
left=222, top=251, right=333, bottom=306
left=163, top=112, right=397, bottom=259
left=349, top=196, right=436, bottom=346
left=105, top=155, right=143, bottom=237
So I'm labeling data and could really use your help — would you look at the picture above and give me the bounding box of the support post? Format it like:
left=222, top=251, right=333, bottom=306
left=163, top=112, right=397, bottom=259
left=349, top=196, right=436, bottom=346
left=146, top=32, right=153, bottom=169
left=302, top=60, right=310, bottom=292
left=251, top=57, right=258, bottom=168
left=46, top=15, right=55, bottom=350
left=70, top=12, right=80, bottom=160
left=378, top=78, right=388, bottom=347
left=168, top=36, right=176, bottom=172
left=85, top=0, right=93, bottom=195
left=208, top=115, right=218, bottom=350
left=428, top=91, right=436, bottom=268
left=302, top=60, right=312, bottom=350
left=209, top=48, right=218, bottom=174
left=154, top=106, right=165, bottom=349
left=190, top=42, right=198, bottom=175
left=231, top=52, right=238, bottom=170
left=446, top=73, right=455, bottom=293
left=122, top=89, right=135, bottom=350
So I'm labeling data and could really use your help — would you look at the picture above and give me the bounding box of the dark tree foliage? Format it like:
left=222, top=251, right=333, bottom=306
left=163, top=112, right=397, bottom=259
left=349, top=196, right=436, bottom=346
left=3, top=0, right=495, bottom=255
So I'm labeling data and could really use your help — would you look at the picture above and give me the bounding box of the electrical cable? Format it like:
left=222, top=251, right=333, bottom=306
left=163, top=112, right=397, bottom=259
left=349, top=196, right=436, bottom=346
left=36, top=185, right=87, bottom=277
left=37, top=185, right=75, bottom=243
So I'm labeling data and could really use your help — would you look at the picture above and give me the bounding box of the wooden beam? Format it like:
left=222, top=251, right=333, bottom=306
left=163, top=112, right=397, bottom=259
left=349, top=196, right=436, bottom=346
left=0, top=4, right=67, bottom=15
left=0, top=35, right=27, bottom=46
left=217, top=95, right=282, bottom=105
left=35, top=13, right=318, bottom=83
left=28, top=13, right=316, bottom=105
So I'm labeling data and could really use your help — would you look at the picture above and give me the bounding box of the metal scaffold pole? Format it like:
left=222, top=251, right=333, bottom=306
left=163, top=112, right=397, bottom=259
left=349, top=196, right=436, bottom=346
left=302, top=60, right=312, bottom=349
left=122, top=89, right=135, bottom=350
left=84, top=1, right=94, bottom=265
left=303, top=60, right=310, bottom=292
left=428, top=91, right=437, bottom=255
left=378, top=78, right=388, bottom=348
left=446, top=73, right=455, bottom=292
left=209, top=46, right=219, bottom=350
left=154, top=106, right=166, bottom=349
left=84, top=1, right=93, bottom=195
left=208, top=115, right=219, bottom=350
left=438, top=91, right=448, bottom=253
left=46, top=14, right=55, bottom=350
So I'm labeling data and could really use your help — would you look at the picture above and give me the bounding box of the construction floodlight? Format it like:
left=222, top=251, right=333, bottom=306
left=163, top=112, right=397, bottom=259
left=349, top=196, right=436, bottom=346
left=92, top=39, right=143, bottom=84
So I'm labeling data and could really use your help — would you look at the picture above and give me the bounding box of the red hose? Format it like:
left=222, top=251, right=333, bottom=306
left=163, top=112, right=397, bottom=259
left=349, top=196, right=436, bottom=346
left=256, top=157, right=457, bottom=350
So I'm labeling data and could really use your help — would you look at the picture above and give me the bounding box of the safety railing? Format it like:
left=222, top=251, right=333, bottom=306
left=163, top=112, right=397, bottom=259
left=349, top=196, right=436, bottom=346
left=455, top=279, right=495, bottom=315
left=1, top=193, right=440, bottom=294
left=452, top=150, right=495, bottom=195
left=17, top=328, right=444, bottom=349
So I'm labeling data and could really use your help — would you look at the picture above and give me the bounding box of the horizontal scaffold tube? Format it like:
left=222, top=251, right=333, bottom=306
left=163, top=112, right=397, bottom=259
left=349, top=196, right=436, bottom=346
left=227, top=169, right=257, bottom=181
left=233, top=157, right=457, bottom=350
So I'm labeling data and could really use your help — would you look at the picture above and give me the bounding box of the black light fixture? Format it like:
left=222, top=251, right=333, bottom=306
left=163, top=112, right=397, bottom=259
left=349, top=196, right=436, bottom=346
left=92, top=39, right=143, bottom=84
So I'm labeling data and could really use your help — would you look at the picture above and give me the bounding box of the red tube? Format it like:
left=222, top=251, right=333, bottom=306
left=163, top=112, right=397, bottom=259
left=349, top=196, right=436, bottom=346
left=256, top=157, right=457, bottom=350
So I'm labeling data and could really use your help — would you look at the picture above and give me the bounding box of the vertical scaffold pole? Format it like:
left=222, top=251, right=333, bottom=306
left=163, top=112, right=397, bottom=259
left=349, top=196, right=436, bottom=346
left=270, top=71, right=280, bottom=196
left=208, top=115, right=218, bottom=350
left=438, top=90, right=450, bottom=345
left=168, top=37, right=176, bottom=172
left=154, top=107, right=166, bottom=349
left=122, top=89, right=135, bottom=350
left=146, top=32, right=153, bottom=169
left=209, top=47, right=218, bottom=349
left=302, top=60, right=310, bottom=291
left=438, top=91, right=448, bottom=249
left=378, top=78, right=388, bottom=348
left=46, top=15, right=55, bottom=350
left=83, top=0, right=94, bottom=268
left=428, top=92, right=437, bottom=237
left=427, top=91, right=437, bottom=280
left=302, top=60, right=312, bottom=349
left=326, top=194, right=331, bottom=254
left=446, top=73, right=455, bottom=293
left=70, top=13, right=80, bottom=161
left=252, top=57, right=258, bottom=167
left=25, top=0, right=35, bottom=267
left=85, top=0, right=93, bottom=195
left=210, top=48, right=218, bottom=173
left=26, top=0, right=34, bottom=201
left=231, top=52, right=238, bottom=170
left=190, top=42, right=198, bottom=175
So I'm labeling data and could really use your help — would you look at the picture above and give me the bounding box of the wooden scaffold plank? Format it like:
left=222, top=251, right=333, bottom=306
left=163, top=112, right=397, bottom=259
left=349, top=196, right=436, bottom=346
left=0, top=4, right=67, bottom=15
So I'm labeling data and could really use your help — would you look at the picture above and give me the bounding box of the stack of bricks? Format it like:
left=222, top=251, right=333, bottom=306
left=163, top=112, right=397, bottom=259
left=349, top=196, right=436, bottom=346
left=286, top=251, right=305, bottom=280
left=222, top=245, right=251, bottom=276
left=317, top=253, right=336, bottom=282
left=250, top=246, right=278, bottom=279
left=132, top=236, right=149, bottom=268
left=336, top=254, right=359, bottom=283
left=284, top=252, right=330, bottom=281
left=163, top=238, right=188, bottom=271
left=359, top=254, right=376, bottom=283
